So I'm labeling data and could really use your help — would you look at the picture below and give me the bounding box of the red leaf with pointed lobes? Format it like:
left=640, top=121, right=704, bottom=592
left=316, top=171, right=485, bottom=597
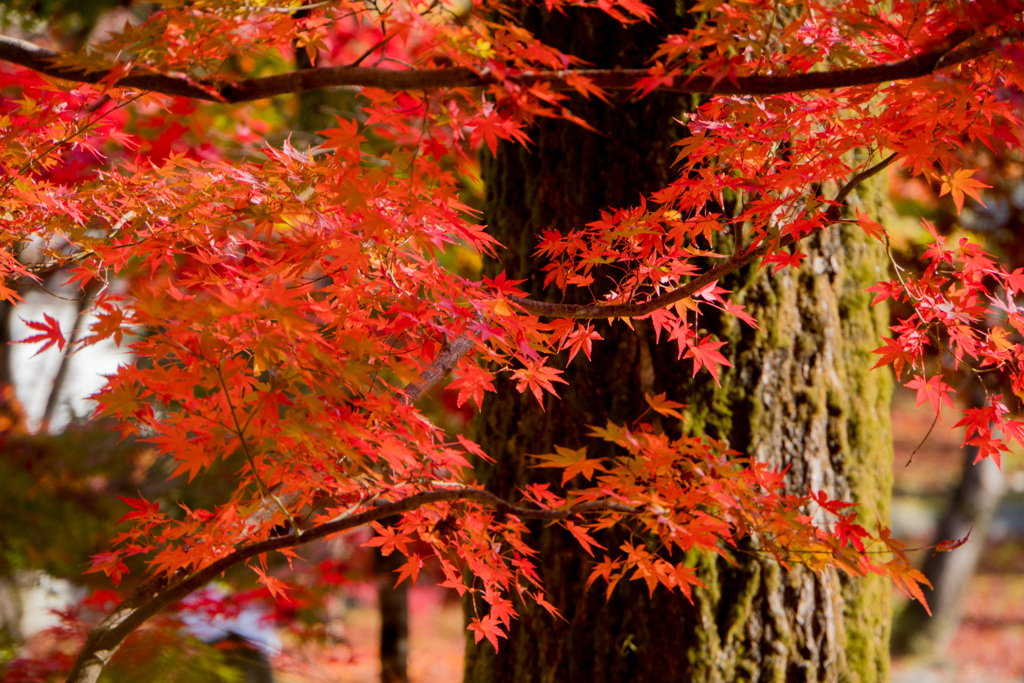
left=317, top=117, right=365, bottom=157
left=644, top=392, right=685, bottom=420
left=890, top=564, right=932, bottom=616
left=115, top=495, right=163, bottom=524
left=564, top=72, right=611, bottom=103
left=531, top=445, right=606, bottom=484
left=906, top=375, right=955, bottom=415
left=685, top=337, right=732, bottom=385
left=939, top=168, right=990, bottom=213
left=457, top=434, right=495, bottom=463
left=562, top=324, right=603, bottom=363
left=809, top=489, right=857, bottom=515
left=511, top=361, right=567, bottom=409
left=394, top=553, right=425, bottom=586
left=468, top=614, right=506, bottom=650
left=14, top=313, right=66, bottom=356
left=866, top=280, right=904, bottom=306
left=833, top=514, right=869, bottom=553
left=450, top=364, right=495, bottom=410
left=565, top=521, right=605, bottom=557
left=251, top=564, right=289, bottom=601
left=719, top=298, right=760, bottom=329
left=855, top=209, right=887, bottom=242
left=0, top=279, right=24, bottom=304
left=763, top=250, right=808, bottom=274
left=871, top=337, right=912, bottom=378
left=1006, top=268, right=1024, bottom=295
left=364, top=522, right=413, bottom=557
left=632, top=64, right=676, bottom=98
left=665, top=562, right=703, bottom=600
left=611, top=0, right=657, bottom=22
left=85, top=552, right=129, bottom=587
left=587, top=555, right=625, bottom=599
left=485, top=272, right=528, bottom=297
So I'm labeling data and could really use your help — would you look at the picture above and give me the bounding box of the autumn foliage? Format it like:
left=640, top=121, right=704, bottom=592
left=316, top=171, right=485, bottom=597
left=2, top=0, right=1024, bottom=679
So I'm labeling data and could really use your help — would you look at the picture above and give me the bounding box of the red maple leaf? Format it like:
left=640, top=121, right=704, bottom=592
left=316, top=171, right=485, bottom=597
left=685, top=337, right=732, bottom=385
left=14, top=313, right=67, bottom=356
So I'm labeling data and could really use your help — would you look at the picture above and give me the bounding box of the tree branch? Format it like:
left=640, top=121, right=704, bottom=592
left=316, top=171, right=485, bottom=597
left=65, top=487, right=634, bottom=683
left=0, top=27, right=1012, bottom=103
left=402, top=332, right=477, bottom=405
left=508, top=152, right=899, bottom=319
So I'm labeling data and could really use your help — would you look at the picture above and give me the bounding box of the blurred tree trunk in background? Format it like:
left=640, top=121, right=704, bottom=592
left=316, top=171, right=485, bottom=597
left=463, top=3, right=894, bottom=682
left=377, top=537, right=411, bottom=683
left=891, top=384, right=1006, bottom=658
left=0, top=302, right=24, bottom=436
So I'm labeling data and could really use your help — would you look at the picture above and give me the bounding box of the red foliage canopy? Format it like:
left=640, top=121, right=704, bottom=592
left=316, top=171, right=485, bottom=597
left=2, top=0, right=1023, bottom=680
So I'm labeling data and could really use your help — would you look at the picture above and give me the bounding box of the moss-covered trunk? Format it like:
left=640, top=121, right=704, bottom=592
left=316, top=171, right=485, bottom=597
left=464, top=6, right=893, bottom=683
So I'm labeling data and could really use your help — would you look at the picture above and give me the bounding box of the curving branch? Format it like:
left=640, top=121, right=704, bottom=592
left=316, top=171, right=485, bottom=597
left=508, top=152, right=900, bottom=320
left=65, top=486, right=635, bottom=683
left=0, top=27, right=1013, bottom=103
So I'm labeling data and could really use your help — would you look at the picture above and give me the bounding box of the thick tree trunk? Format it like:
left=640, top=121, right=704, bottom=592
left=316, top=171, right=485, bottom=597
left=464, top=6, right=893, bottom=683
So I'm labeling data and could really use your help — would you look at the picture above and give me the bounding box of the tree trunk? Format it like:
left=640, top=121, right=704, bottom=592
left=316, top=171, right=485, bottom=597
left=464, top=5, right=893, bottom=683
left=378, top=548, right=411, bottom=683
left=0, top=299, right=26, bottom=435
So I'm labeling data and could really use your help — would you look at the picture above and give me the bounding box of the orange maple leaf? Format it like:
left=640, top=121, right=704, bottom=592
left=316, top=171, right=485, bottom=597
left=531, top=445, right=606, bottom=484
left=511, top=362, right=567, bottom=409
left=939, top=168, right=990, bottom=213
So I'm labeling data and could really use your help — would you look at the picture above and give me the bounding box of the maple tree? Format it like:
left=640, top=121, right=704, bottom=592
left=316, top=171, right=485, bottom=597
left=1, top=0, right=1024, bottom=681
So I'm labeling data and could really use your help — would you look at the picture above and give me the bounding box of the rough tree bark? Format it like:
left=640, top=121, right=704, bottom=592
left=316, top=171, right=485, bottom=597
left=464, top=5, right=893, bottom=682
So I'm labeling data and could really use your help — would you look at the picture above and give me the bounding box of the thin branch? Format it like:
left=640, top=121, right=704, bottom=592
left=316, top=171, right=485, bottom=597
left=65, top=487, right=634, bottom=683
left=510, top=235, right=782, bottom=319
left=223, top=327, right=477, bottom=560
left=508, top=152, right=899, bottom=320
left=834, top=152, right=898, bottom=205
left=0, top=27, right=1012, bottom=104
left=401, top=332, right=477, bottom=405
left=214, top=363, right=297, bottom=533
left=41, top=280, right=93, bottom=429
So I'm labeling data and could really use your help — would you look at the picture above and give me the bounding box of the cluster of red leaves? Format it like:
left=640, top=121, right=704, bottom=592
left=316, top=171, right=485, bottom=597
left=2, top=0, right=1024, bottom=663
left=869, top=221, right=1024, bottom=468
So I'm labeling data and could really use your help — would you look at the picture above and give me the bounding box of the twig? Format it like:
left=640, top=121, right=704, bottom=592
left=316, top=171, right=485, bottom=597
left=41, top=280, right=95, bottom=429
left=401, top=332, right=477, bottom=405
